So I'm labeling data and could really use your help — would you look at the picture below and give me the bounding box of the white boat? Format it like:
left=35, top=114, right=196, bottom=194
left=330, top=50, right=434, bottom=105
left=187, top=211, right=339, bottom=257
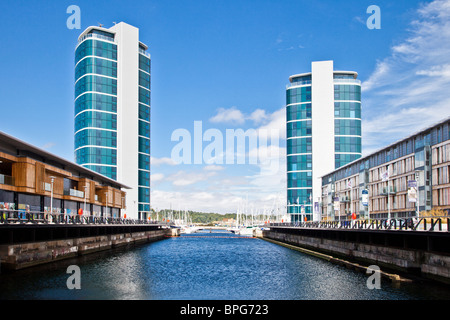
left=238, top=226, right=256, bottom=236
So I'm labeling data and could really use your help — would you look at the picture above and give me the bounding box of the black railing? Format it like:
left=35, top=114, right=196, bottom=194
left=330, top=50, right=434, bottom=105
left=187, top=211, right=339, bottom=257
left=268, top=217, right=450, bottom=232
left=0, top=209, right=172, bottom=226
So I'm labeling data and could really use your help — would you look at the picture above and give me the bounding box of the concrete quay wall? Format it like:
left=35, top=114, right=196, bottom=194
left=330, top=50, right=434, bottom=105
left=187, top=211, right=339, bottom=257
left=263, top=229, right=450, bottom=285
left=0, top=228, right=174, bottom=271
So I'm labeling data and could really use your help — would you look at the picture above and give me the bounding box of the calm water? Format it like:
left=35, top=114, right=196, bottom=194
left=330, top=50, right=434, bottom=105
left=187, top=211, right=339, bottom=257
left=1, top=230, right=450, bottom=300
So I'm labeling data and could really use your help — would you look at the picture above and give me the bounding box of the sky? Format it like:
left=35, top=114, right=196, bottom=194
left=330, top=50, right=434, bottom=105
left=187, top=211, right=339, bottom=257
left=1, top=0, right=449, bottom=214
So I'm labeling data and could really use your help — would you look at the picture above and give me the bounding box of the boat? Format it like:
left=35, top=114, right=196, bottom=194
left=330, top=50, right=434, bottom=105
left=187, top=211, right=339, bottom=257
left=238, top=225, right=256, bottom=236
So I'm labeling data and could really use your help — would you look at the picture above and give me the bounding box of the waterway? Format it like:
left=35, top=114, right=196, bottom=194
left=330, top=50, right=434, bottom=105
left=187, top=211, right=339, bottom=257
left=1, top=230, right=450, bottom=300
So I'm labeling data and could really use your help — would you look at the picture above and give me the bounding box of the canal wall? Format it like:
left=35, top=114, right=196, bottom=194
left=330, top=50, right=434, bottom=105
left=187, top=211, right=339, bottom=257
left=0, top=228, right=176, bottom=271
left=262, top=228, right=450, bottom=285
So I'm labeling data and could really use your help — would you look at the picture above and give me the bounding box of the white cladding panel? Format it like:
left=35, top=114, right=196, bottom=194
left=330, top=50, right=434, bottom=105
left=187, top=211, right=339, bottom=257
left=311, top=61, right=335, bottom=221
left=109, top=22, right=140, bottom=219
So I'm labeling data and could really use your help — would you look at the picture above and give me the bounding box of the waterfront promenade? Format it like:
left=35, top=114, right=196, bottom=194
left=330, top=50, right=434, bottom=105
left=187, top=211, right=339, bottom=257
left=0, top=209, right=175, bottom=271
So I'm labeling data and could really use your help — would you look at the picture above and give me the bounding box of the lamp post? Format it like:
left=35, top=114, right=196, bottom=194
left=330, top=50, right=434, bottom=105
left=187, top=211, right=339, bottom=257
left=49, top=176, right=55, bottom=216
left=83, top=185, right=87, bottom=216
left=105, top=192, right=108, bottom=218
left=387, top=165, right=391, bottom=221
left=121, top=196, right=125, bottom=219
left=415, top=170, right=420, bottom=219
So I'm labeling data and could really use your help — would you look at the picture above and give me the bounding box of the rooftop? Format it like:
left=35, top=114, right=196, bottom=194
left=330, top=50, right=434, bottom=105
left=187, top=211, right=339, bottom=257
left=0, top=130, right=130, bottom=189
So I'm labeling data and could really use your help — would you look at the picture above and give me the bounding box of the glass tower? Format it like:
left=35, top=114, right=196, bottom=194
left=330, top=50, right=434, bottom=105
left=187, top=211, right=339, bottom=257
left=75, top=22, right=151, bottom=220
left=286, top=61, right=361, bottom=222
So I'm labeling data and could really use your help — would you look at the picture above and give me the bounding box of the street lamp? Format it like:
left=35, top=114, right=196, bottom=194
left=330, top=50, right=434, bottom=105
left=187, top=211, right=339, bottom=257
left=105, top=191, right=108, bottom=218
left=121, top=196, right=125, bottom=219
left=83, top=185, right=88, bottom=216
left=387, top=165, right=391, bottom=221
left=49, top=176, right=56, bottom=216
left=415, top=170, right=420, bottom=219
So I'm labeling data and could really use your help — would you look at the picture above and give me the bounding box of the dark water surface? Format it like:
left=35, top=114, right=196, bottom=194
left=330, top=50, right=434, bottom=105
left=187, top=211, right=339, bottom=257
left=1, top=230, right=449, bottom=300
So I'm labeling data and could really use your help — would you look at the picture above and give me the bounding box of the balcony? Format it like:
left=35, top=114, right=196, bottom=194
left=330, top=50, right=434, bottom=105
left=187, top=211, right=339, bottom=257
left=287, top=80, right=312, bottom=89
left=43, top=182, right=52, bottom=192
left=64, top=188, right=85, bottom=198
left=0, top=174, right=14, bottom=186
left=333, top=79, right=361, bottom=85
left=78, top=32, right=115, bottom=44
left=139, top=48, right=151, bottom=58
left=380, top=186, right=397, bottom=196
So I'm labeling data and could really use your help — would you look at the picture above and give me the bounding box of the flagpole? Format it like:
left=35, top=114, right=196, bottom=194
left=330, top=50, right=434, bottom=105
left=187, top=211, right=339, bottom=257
left=350, top=181, right=352, bottom=221
left=387, top=165, right=391, bottom=221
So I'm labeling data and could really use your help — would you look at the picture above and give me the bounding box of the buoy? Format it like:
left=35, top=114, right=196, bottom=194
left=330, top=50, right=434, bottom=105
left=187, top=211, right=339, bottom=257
left=124, top=214, right=127, bottom=219
left=78, top=208, right=83, bottom=216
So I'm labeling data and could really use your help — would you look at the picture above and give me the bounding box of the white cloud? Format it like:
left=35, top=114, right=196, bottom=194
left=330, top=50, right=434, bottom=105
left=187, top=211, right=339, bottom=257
left=362, top=0, right=450, bottom=154
left=209, top=107, right=245, bottom=125
left=167, top=170, right=217, bottom=187
left=248, top=109, right=268, bottom=124
left=151, top=173, right=165, bottom=182
left=256, top=107, right=286, bottom=140
left=151, top=106, right=287, bottom=214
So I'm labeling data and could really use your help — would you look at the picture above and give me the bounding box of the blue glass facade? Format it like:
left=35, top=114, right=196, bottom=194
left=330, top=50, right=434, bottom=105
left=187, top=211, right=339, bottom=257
left=75, top=24, right=151, bottom=220
left=138, top=53, right=151, bottom=213
left=75, top=36, right=118, bottom=180
left=333, top=81, right=362, bottom=168
left=286, top=71, right=362, bottom=222
left=286, top=76, right=313, bottom=220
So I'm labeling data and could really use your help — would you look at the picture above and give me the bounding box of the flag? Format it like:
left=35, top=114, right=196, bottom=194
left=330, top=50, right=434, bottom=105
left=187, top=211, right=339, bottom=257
left=381, top=170, right=389, bottom=181
left=348, top=180, right=352, bottom=188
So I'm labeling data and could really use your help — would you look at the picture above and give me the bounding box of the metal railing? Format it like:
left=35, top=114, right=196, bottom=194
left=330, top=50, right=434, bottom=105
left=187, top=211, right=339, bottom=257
left=333, top=79, right=362, bottom=85
left=78, top=32, right=115, bottom=44
left=63, top=188, right=85, bottom=198
left=269, top=216, right=450, bottom=232
left=139, top=48, right=151, bottom=58
left=0, top=209, right=173, bottom=226
left=0, top=174, right=14, bottom=186
left=287, top=80, right=312, bottom=88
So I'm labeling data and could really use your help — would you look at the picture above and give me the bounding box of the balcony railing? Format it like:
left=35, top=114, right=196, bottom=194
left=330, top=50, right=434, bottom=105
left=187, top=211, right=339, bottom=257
left=43, top=182, right=52, bottom=192
left=139, top=48, right=151, bottom=58
left=0, top=174, right=14, bottom=186
left=333, top=79, right=361, bottom=85
left=0, top=209, right=172, bottom=226
left=287, top=80, right=312, bottom=89
left=381, top=186, right=397, bottom=196
left=78, top=33, right=115, bottom=44
left=64, top=189, right=85, bottom=198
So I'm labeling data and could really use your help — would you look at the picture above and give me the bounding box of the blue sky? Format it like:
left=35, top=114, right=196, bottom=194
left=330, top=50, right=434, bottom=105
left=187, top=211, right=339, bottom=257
left=1, top=0, right=449, bottom=213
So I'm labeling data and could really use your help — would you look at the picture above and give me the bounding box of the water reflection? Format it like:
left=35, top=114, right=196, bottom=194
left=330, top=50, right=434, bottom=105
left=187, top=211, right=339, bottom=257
left=1, top=230, right=449, bottom=300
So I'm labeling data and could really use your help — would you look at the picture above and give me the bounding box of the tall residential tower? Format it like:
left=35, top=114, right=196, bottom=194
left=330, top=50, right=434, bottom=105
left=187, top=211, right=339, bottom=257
left=286, top=61, right=362, bottom=222
left=74, top=22, right=151, bottom=220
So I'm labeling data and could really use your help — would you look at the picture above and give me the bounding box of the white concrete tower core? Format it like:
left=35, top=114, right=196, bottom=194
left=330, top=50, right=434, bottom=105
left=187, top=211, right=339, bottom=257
left=311, top=61, right=335, bottom=221
left=109, top=22, right=140, bottom=220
